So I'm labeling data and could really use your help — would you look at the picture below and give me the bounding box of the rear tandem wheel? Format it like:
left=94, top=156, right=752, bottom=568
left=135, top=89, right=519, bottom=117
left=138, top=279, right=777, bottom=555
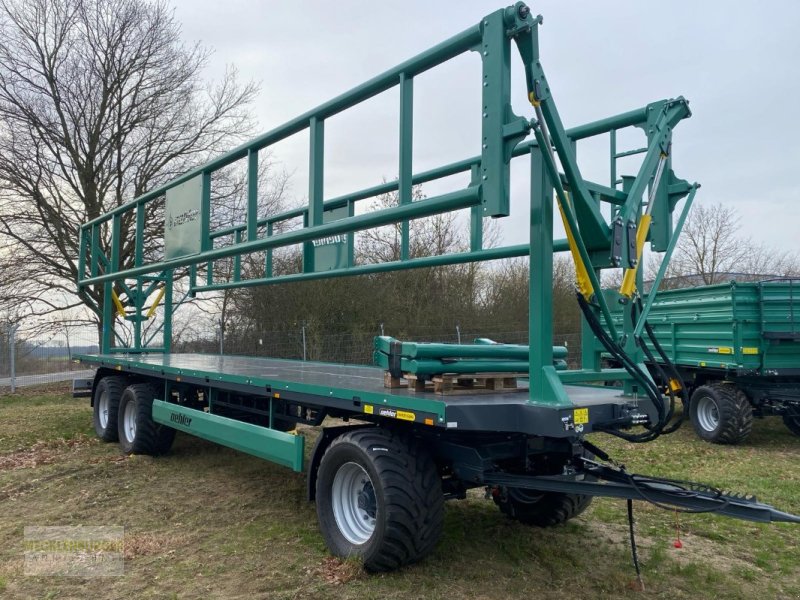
left=117, top=383, right=176, bottom=455
left=492, top=487, right=592, bottom=526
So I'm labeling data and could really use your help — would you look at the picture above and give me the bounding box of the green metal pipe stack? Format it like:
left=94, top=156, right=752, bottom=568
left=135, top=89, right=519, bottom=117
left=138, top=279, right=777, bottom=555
left=374, top=336, right=568, bottom=376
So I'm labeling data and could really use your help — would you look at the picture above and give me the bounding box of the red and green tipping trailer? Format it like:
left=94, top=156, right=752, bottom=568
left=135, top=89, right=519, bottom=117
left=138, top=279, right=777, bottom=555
left=74, top=2, right=798, bottom=573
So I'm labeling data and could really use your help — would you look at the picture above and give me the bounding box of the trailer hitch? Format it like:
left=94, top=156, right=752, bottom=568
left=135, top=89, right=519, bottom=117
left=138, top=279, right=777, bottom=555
left=484, top=460, right=800, bottom=524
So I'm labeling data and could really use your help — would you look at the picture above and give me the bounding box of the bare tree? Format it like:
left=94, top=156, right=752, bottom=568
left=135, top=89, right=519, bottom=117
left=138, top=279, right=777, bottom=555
left=648, top=202, right=798, bottom=288
left=0, top=0, right=259, bottom=340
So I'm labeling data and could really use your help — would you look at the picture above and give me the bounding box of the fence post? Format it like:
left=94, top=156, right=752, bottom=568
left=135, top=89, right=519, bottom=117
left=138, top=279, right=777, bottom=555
left=456, top=324, right=461, bottom=345
left=9, top=323, right=19, bottom=393
left=302, top=325, right=307, bottom=361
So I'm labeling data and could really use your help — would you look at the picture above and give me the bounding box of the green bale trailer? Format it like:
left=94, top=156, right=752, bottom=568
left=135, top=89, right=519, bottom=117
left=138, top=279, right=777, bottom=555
left=614, top=280, right=800, bottom=443
left=72, top=2, right=798, bottom=573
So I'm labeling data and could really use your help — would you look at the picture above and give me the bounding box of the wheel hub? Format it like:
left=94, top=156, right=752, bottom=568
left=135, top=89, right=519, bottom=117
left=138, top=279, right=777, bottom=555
left=123, top=401, right=137, bottom=443
left=696, top=396, right=720, bottom=432
left=98, top=391, right=109, bottom=429
left=332, top=462, right=377, bottom=545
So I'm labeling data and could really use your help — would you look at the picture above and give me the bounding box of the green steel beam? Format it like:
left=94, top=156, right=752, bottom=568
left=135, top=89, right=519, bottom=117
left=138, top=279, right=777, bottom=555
left=247, top=149, right=258, bottom=241
left=81, top=186, right=482, bottom=287
left=529, top=146, right=570, bottom=406
left=193, top=240, right=573, bottom=293
left=633, top=184, right=699, bottom=339
left=152, top=400, right=304, bottom=472
left=399, top=73, right=413, bottom=261
left=80, top=23, right=483, bottom=231
left=304, top=116, right=325, bottom=273
left=169, top=103, right=655, bottom=245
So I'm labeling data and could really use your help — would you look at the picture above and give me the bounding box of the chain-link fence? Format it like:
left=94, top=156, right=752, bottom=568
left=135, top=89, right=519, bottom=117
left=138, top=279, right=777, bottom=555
left=0, top=320, right=581, bottom=393
left=0, top=325, right=98, bottom=393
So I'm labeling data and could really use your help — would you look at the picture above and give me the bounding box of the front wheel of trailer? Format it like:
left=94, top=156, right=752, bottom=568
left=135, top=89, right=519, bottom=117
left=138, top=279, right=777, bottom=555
left=315, top=428, right=443, bottom=572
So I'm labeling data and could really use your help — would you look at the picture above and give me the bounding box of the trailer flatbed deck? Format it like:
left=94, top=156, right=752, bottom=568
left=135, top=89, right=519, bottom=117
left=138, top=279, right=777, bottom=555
left=76, top=352, right=639, bottom=437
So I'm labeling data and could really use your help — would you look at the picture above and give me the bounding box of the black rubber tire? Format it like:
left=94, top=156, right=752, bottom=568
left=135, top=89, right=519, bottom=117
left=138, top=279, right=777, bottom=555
left=783, top=414, right=800, bottom=437
left=117, top=383, right=176, bottom=455
left=92, top=376, right=126, bottom=442
left=315, top=427, right=443, bottom=572
left=493, top=488, right=592, bottom=527
left=689, top=383, right=753, bottom=444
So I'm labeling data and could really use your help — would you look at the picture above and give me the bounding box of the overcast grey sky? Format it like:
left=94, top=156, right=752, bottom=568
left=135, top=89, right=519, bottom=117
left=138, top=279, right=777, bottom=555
left=172, top=0, right=800, bottom=253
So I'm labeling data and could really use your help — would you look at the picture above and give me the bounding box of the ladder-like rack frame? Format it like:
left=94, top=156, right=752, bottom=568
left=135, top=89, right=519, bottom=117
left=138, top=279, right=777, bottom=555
left=77, top=2, right=697, bottom=406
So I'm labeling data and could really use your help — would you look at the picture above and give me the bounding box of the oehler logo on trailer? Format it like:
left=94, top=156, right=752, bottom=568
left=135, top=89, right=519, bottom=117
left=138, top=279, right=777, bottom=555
left=170, top=412, right=192, bottom=427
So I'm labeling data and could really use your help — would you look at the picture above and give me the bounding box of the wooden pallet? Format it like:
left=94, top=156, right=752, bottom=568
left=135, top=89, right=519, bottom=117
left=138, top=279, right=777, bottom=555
left=383, top=371, right=527, bottom=394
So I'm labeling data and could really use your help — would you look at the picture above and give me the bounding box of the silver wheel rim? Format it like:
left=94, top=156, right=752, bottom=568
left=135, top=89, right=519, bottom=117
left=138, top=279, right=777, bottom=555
left=696, top=396, right=720, bottom=432
left=98, top=391, right=109, bottom=429
left=123, top=401, right=137, bottom=443
left=332, top=462, right=377, bottom=545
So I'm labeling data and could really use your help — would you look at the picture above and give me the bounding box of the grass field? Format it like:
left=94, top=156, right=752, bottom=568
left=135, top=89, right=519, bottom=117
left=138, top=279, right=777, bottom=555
left=0, top=384, right=798, bottom=599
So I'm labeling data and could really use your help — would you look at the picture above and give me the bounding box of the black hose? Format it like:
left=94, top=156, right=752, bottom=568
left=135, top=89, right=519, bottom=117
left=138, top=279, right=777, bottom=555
left=577, top=293, right=666, bottom=442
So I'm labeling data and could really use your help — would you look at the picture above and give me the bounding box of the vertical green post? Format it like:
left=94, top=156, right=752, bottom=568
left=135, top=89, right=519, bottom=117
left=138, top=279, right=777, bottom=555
left=201, top=171, right=212, bottom=250
left=134, top=203, right=145, bottom=350
left=233, top=229, right=242, bottom=282
left=529, top=148, right=567, bottom=406
left=247, top=149, right=259, bottom=242
left=347, top=200, right=355, bottom=267
left=609, top=129, right=617, bottom=189
left=163, top=270, right=174, bottom=352
left=399, top=72, right=413, bottom=260
left=102, top=280, right=113, bottom=354
left=265, top=222, right=273, bottom=277
left=304, top=117, right=325, bottom=273
left=469, top=164, right=483, bottom=251
left=90, top=225, right=100, bottom=278
left=480, top=10, right=512, bottom=218
left=135, top=204, right=145, bottom=267
left=77, top=228, right=87, bottom=283
left=202, top=171, right=213, bottom=285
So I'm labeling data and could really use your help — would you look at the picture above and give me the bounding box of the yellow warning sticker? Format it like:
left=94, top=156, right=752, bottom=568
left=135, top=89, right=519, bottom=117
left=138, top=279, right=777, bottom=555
left=363, top=404, right=374, bottom=415
left=742, top=347, right=759, bottom=355
left=396, top=410, right=416, bottom=422
left=707, top=346, right=733, bottom=355
left=574, top=408, right=589, bottom=425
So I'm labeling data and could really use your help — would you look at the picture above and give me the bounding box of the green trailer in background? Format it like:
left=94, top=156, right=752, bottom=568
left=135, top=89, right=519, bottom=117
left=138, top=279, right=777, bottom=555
left=617, top=280, right=800, bottom=443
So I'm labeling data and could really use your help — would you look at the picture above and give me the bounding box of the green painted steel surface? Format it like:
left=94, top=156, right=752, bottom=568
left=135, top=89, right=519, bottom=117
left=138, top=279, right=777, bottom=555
left=152, top=399, right=304, bottom=472
left=616, top=281, right=800, bottom=373
left=374, top=337, right=567, bottom=360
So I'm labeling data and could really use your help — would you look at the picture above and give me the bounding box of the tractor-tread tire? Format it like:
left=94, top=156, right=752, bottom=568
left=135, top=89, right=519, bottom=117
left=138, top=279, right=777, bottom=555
left=92, top=376, right=126, bottom=442
left=689, top=383, right=753, bottom=444
left=117, top=383, right=176, bottom=455
left=783, top=414, right=800, bottom=437
left=315, top=427, right=443, bottom=572
left=494, top=489, right=592, bottom=527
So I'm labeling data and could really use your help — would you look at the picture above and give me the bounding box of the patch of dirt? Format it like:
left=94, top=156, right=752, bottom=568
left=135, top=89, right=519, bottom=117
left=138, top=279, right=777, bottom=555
left=587, top=515, right=763, bottom=575
left=665, top=531, right=765, bottom=575
left=124, top=531, right=189, bottom=560
left=305, top=556, right=364, bottom=585
left=0, top=435, right=96, bottom=471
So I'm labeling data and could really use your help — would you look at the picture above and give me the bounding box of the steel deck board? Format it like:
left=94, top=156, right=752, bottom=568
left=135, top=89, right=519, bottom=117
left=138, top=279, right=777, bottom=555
left=77, top=352, right=627, bottom=408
